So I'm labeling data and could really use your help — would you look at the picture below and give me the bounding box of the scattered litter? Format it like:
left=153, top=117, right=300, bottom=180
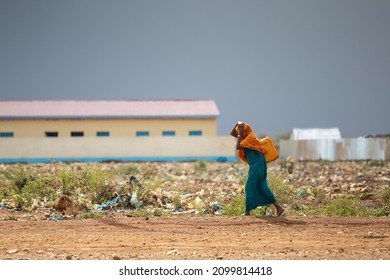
left=297, top=189, right=306, bottom=198
left=47, top=215, right=61, bottom=221
left=130, top=191, right=142, bottom=209
left=211, top=202, right=221, bottom=212
left=0, top=161, right=388, bottom=219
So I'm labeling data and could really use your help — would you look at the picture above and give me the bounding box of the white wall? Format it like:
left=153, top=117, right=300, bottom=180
left=0, top=136, right=237, bottom=162
left=280, top=138, right=390, bottom=161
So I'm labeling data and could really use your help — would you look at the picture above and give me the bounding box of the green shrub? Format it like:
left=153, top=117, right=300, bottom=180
left=193, top=160, right=207, bottom=172
left=368, top=160, right=384, bottom=167
left=221, top=193, right=269, bottom=216
left=78, top=212, right=105, bottom=219
left=18, top=178, right=48, bottom=210
left=125, top=208, right=163, bottom=218
left=0, top=172, right=12, bottom=199
left=322, top=197, right=374, bottom=217
left=57, top=169, right=77, bottom=196
left=4, top=171, right=54, bottom=210
left=79, top=168, right=115, bottom=204
left=379, top=188, right=390, bottom=206
left=115, top=164, right=140, bottom=178
left=268, top=172, right=294, bottom=205
left=221, top=193, right=245, bottom=216
left=311, top=188, right=328, bottom=204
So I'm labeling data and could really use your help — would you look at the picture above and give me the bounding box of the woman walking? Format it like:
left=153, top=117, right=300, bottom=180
left=232, top=122, right=284, bottom=216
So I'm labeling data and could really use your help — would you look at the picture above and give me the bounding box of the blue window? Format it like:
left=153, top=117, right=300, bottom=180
left=97, top=131, right=110, bottom=137
left=0, top=132, right=14, bottom=138
left=162, top=131, right=175, bottom=136
left=189, top=130, right=202, bottom=136
left=136, top=131, right=149, bottom=137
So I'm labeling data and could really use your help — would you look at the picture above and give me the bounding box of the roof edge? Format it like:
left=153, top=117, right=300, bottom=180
left=0, top=99, right=217, bottom=102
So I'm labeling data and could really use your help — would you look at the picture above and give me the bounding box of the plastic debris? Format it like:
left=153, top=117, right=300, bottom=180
left=47, top=215, right=61, bottom=221
left=130, top=191, right=142, bottom=209
left=297, top=189, right=306, bottom=198
left=1, top=161, right=388, bottom=219
left=211, top=201, right=221, bottom=212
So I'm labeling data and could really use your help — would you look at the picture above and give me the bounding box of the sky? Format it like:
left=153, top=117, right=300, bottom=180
left=0, top=0, right=389, bottom=138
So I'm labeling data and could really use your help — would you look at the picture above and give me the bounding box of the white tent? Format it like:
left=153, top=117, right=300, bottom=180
left=290, top=128, right=341, bottom=140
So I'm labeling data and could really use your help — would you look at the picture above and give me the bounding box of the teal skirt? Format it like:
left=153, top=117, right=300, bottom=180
left=243, top=148, right=276, bottom=212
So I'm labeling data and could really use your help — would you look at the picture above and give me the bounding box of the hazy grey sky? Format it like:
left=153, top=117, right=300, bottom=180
left=1, top=0, right=389, bottom=137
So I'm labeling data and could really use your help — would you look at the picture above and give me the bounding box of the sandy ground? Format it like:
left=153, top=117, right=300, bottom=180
left=0, top=211, right=389, bottom=260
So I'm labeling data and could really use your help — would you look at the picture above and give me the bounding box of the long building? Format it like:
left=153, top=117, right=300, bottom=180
left=0, top=100, right=235, bottom=162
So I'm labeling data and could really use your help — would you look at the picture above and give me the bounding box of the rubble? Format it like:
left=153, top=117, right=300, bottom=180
left=280, top=160, right=389, bottom=196
left=0, top=160, right=389, bottom=219
left=53, top=196, right=74, bottom=212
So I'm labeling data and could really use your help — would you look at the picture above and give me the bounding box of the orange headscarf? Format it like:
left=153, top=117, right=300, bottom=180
left=236, top=123, right=266, bottom=162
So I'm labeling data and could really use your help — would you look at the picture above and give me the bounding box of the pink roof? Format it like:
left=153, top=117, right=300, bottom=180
left=0, top=100, right=219, bottom=118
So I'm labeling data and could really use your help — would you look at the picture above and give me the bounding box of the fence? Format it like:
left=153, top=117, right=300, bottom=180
left=280, top=138, right=390, bottom=161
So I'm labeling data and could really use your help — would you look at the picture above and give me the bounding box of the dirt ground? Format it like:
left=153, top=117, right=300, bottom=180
left=0, top=210, right=389, bottom=260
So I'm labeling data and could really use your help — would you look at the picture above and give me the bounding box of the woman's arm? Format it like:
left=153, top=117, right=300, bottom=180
left=235, top=123, right=244, bottom=150
left=236, top=135, right=241, bottom=149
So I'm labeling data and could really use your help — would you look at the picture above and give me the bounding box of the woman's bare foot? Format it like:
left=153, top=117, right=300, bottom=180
left=273, top=202, right=284, bottom=217
left=277, top=208, right=285, bottom=217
